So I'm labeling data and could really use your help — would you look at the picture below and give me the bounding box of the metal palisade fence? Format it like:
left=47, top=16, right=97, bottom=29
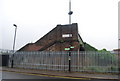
left=8, top=51, right=119, bottom=73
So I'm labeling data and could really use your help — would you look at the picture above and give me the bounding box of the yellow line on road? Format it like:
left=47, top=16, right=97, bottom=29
left=3, top=70, right=91, bottom=80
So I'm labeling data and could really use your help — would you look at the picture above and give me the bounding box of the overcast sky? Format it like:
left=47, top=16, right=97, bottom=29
left=0, top=0, right=119, bottom=51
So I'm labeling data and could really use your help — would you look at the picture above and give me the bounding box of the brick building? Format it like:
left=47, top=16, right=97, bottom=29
left=18, top=23, right=85, bottom=51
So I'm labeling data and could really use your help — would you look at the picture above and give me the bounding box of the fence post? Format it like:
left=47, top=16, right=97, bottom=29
left=11, top=54, right=14, bottom=68
left=68, top=51, right=71, bottom=72
left=78, top=49, right=80, bottom=71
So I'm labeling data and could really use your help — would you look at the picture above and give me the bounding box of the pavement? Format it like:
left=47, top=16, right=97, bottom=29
left=1, top=67, right=119, bottom=80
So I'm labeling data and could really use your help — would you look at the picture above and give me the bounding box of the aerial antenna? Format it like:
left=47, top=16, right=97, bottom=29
left=68, top=0, right=73, bottom=24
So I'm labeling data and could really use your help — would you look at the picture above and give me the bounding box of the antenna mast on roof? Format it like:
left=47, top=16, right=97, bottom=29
left=68, top=0, right=73, bottom=24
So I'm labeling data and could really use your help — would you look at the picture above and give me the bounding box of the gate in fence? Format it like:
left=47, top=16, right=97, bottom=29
left=8, top=51, right=119, bottom=73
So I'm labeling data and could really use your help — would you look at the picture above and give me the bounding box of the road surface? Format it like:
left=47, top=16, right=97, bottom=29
left=1, top=71, right=118, bottom=81
left=2, top=71, right=62, bottom=79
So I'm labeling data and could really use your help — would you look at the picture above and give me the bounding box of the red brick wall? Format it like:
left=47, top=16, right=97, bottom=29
left=18, top=23, right=83, bottom=51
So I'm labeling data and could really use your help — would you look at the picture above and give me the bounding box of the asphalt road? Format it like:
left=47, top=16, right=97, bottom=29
left=2, top=71, right=62, bottom=79
left=1, top=71, right=118, bottom=81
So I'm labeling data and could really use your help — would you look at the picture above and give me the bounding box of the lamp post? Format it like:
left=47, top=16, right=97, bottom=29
left=11, top=24, right=17, bottom=68
left=13, top=24, right=17, bottom=52
left=68, top=0, right=73, bottom=24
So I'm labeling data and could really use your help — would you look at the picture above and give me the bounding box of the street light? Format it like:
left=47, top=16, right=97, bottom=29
left=68, top=0, right=73, bottom=24
left=11, top=24, right=17, bottom=68
left=13, top=24, right=17, bottom=52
